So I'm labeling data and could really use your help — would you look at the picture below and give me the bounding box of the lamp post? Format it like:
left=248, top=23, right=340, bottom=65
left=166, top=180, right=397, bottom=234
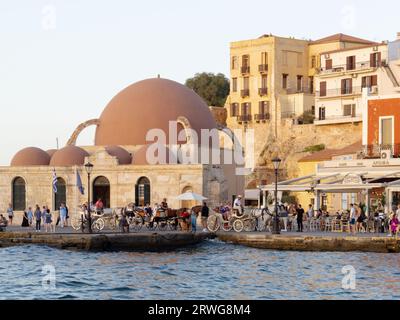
left=84, top=162, right=94, bottom=234
left=272, top=157, right=281, bottom=235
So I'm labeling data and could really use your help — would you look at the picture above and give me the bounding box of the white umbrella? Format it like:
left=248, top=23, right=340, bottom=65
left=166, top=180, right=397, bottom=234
left=176, top=192, right=207, bottom=201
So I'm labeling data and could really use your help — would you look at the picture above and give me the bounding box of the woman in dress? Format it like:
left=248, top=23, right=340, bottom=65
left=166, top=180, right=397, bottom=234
left=44, top=208, right=53, bottom=233
left=21, top=209, right=29, bottom=227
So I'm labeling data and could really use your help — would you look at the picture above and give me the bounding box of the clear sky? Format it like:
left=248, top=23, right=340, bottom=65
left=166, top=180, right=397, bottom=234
left=0, top=0, right=399, bottom=165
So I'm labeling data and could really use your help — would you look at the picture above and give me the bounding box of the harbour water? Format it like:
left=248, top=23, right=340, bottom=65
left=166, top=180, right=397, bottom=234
left=0, top=240, right=399, bottom=300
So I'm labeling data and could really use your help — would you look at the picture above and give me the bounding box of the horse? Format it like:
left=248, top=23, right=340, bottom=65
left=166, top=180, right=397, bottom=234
left=251, top=207, right=274, bottom=232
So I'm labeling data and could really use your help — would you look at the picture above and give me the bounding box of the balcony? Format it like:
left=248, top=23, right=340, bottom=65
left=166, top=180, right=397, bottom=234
left=258, top=64, right=268, bottom=73
left=258, top=87, right=268, bottom=96
left=361, top=144, right=400, bottom=159
left=318, top=60, right=378, bottom=75
left=314, top=114, right=363, bottom=126
left=316, top=86, right=363, bottom=98
left=285, top=86, right=313, bottom=94
left=241, top=66, right=250, bottom=74
left=237, top=114, right=252, bottom=123
left=255, top=114, right=271, bottom=122
left=241, top=89, right=250, bottom=98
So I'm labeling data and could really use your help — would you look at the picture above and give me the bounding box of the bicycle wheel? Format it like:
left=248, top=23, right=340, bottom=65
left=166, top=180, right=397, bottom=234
left=71, top=216, right=82, bottom=231
left=207, top=215, right=220, bottom=232
left=233, top=219, right=244, bottom=233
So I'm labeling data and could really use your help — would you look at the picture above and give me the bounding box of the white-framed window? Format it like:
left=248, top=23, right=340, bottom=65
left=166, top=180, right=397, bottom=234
left=379, top=116, right=394, bottom=146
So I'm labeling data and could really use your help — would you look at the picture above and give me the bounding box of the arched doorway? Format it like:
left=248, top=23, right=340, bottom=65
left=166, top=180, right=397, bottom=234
left=54, top=178, right=66, bottom=210
left=12, top=177, right=26, bottom=211
left=93, top=176, right=110, bottom=208
left=181, top=186, right=196, bottom=210
left=135, top=177, right=150, bottom=207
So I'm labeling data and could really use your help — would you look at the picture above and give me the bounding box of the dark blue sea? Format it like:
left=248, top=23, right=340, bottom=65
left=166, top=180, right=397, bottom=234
left=0, top=240, right=399, bottom=300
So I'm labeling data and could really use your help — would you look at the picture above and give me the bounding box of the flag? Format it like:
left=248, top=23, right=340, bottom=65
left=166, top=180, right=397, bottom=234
left=52, top=169, right=58, bottom=193
left=76, top=169, right=84, bottom=195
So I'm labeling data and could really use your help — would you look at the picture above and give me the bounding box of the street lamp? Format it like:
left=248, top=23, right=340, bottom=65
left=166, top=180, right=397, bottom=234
left=84, top=162, right=94, bottom=234
left=272, top=157, right=281, bottom=235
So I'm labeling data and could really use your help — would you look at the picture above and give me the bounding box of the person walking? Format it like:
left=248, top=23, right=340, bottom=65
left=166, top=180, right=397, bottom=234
left=201, top=202, right=209, bottom=232
left=59, top=203, right=68, bottom=228
left=27, top=207, right=33, bottom=227
left=34, top=205, right=42, bottom=232
left=191, top=209, right=197, bottom=233
left=390, top=213, right=399, bottom=237
left=296, top=204, right=304, bottom=232
left=6, top=204, right=13, bottom=226
left=279, top=203, right=289, bottom=232
left=21, top=209, right=29, bottom=227
left=349, top=204, right=356, bottom=234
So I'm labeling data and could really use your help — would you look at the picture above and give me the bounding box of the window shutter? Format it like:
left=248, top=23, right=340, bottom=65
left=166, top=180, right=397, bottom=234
left=320, top=81, right=327, bottom=96
left=144, top=184, right=151, bottom=206
left=362, top=76, right=367, bottom=88
left=134, top=184, right=139, bottom=206
left=372, top=75, right=378, bottom=86
left=370, top=53, right=375, bottom=68
left=341, top=79, right=346, bottom=94
left=349, top=79, right=353, bottom=93
left=230, top=104, right=234, bottom=116
left=377, top=52, right=382, bottom=67
left=325, top=59, right=332, bottom=70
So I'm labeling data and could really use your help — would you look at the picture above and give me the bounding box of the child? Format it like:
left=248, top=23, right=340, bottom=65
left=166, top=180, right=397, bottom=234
left=191, top=209, right=197, bottom=233
left=390, top=213, right=399, bottom=237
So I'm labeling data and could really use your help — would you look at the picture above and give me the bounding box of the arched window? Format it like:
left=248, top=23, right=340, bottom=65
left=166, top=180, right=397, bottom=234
left=54, top=178, right=66, bottom=210
left=12, top=177, right=26, bottom=211
left=135, top=177, right=150, bottom=207
left=93, top=176, right=110, bottom=208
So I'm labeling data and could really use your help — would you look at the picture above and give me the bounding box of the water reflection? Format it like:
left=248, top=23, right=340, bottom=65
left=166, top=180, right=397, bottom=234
left=0, top=240, right=399, bottom=300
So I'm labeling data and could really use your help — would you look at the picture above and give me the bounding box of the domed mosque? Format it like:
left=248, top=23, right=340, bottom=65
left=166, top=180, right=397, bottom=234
left=1, top=78, right=244, bottom=216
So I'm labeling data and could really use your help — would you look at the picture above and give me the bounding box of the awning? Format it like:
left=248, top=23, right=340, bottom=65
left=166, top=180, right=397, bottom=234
left=245, top=189, right=261, bottom=200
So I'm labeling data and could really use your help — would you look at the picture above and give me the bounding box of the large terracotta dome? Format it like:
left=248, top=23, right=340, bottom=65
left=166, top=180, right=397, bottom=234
left=94, top=78, right=217, bottom=146
left=105, top=146, right=132, bottom=165
left=11, top=147, right=51, bottom=166
left=50, top=146, right=89, bottom=167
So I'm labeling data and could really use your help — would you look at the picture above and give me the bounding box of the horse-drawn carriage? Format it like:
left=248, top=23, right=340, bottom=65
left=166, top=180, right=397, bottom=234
left=207, top=207, right=275, bottom=233
left=70, top=207, right=119, bottom=232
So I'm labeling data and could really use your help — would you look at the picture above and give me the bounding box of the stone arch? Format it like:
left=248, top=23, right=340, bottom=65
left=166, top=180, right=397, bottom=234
left=67, top=119, right=100, bottom=146
left=176, top=116, right=194, bottom=144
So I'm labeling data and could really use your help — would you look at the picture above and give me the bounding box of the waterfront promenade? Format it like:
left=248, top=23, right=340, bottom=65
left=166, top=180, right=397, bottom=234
left=0, top=226, right=399, bottom=253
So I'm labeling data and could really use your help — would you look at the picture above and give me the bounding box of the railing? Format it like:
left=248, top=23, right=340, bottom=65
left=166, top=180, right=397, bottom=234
left=361, top=144, right=400, bottom=158
left=241, top=66, right=250, bottom=74
left=319, top=60, right=378, bottom=74
left=316, top=86, right=363, bottom=98
left=240, top=89, right=250, bottom=98
left=254, top=114, right=271, bottom=121
left=285, top=86, right=313, bottom=94
left=316, top=114, right=362, bottom=122
left=281, top=111, right=296, bottom=119
left=258, top=64, right=268, bottom=73
left=237, top=114, right=252, bottom=122
left=258, top=87, right=268, bottom=96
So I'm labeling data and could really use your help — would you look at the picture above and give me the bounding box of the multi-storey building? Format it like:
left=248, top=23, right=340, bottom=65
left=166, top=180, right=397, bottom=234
left=314, top=35, right=400, bottom=126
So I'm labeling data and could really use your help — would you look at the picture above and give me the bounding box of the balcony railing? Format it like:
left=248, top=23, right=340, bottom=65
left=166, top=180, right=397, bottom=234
left=285, top=86, right=313, bottom=94
left=258, top=87, right=268, bottom=96
left=361, top=144, right=400, bottom=158
left=319, top=60, right=379, bottom=74
left=241, top=89, right=250, bottom=98
left=241, top=66, right=250, bottom=74
left=316, top=86, right=363, bottom=98
left=237, top=114, right=252, bottom=123
left=255, top=113, right=271, bottom=121
left=316, top=114, right=362, bottom=121
left=258, top=64, right=268, bottom=73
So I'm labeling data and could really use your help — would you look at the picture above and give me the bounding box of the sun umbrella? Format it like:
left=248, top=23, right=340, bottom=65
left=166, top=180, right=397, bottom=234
left=176, top=192, right=208, bottom=201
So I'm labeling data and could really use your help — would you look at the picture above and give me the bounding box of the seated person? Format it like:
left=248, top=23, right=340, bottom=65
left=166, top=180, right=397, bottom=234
left=179, top=209, right=190, bottom=231
left=0, top=214, right=8, bottom=226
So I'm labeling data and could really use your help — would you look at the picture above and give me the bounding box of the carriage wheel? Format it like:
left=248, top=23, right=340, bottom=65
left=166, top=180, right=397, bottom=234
left=158, top=220, right=168, bottom=231
left=221, top=220, right=232, bottom=232
left=94, top=218, right=105, bottom=231
left=71, top=216, right=82, bottom=231
left=168, top=219, right=178, bottom=231
left=233, top=220, right=244, bottom=233
left=244, top=219, right=256, bottom=232
left=207, top=215, right=220, bottom=233
left=130, top=218, right=143, bottom=232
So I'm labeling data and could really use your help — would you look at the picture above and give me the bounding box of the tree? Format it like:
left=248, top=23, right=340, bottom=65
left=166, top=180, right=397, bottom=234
left=185, top=72, right=230, bottom=107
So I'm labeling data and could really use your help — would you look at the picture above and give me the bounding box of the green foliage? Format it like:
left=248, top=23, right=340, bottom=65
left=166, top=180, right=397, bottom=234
left=281, top=193, right=298, bottom=205
left=298, top=110, right=315, bottom=125
left=303, top=144, right=325, bottom=153
left=185, top=72, right=230, bottom=107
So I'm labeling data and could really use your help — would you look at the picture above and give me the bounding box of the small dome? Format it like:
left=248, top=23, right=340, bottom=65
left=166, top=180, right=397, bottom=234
left=11, top=147, right=50, bottom=166
left=132, top=145, right=178, bottom=165
left=105, top=146, right=132, bottom=165
left=46, top=149, right=57, bottom=158
left=50, top=146, right=89, bottom=167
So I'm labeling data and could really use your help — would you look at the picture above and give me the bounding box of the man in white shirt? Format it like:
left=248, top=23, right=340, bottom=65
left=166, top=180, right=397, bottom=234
left=233, top=195, right=243, bottom=215
left=307, top=204, right=314, bottom=219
